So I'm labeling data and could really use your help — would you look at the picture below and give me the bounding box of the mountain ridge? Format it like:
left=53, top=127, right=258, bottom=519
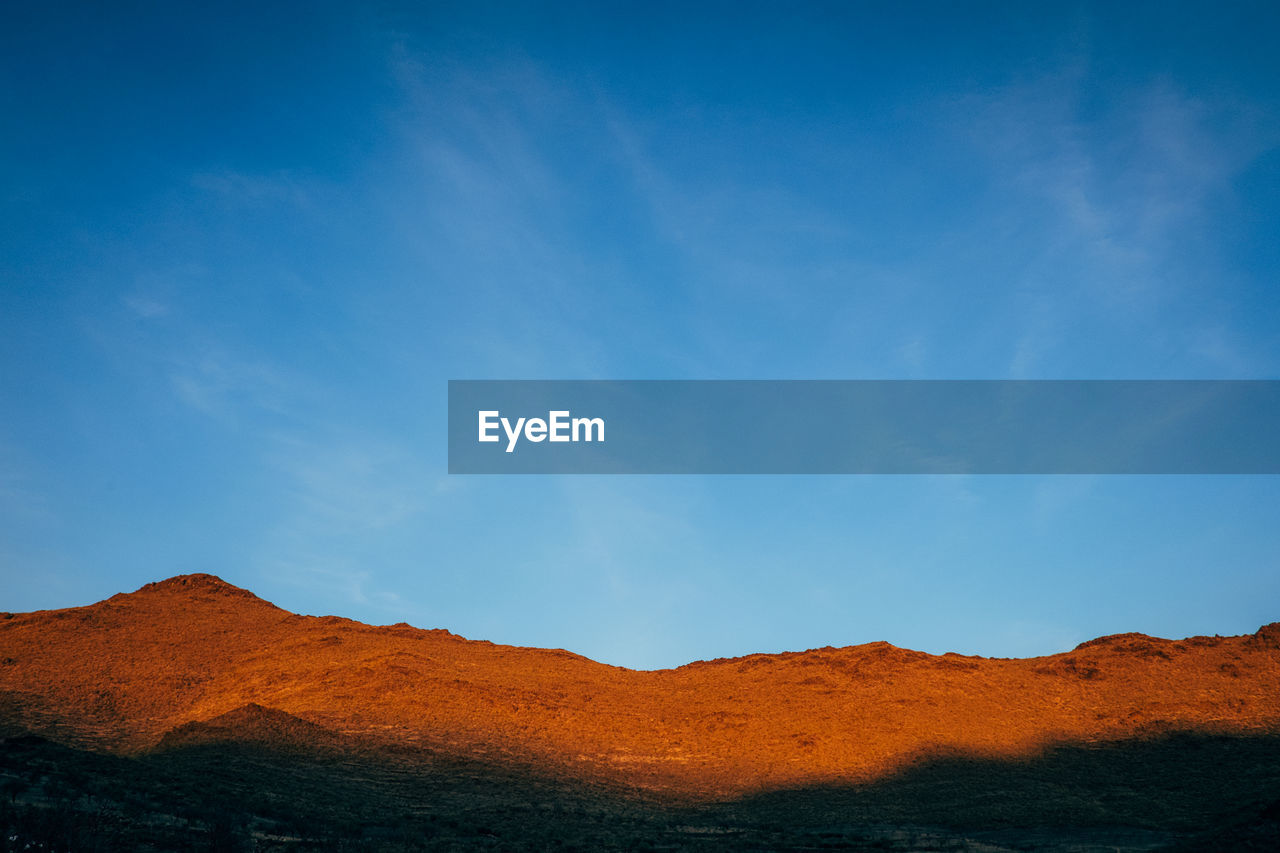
left=2, top=574, right=1278, bottom=798
left=12, top=571, right=1275, bottom=668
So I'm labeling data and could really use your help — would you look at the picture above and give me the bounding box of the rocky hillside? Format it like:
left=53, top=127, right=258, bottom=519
left=2, top=573, right=1277, bottom=799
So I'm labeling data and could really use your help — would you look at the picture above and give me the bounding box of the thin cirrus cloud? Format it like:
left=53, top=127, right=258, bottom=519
left=389, top=58, right=1275, bottom=384
left=953, top=72, right=1276, bottom=377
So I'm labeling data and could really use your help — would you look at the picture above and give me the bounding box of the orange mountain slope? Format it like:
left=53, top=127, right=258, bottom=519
left=2, top=573, right=1278, bottom=797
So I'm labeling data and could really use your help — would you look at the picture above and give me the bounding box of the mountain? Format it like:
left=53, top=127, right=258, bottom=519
left=2, top=574, right=1279, bottom=850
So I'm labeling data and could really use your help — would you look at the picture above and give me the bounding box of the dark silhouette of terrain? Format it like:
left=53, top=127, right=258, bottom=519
left=1, top=574, right=1278, bottom=849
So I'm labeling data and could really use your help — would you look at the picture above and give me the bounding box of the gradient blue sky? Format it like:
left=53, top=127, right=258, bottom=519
left=3, top=2, right=1279, bottom=669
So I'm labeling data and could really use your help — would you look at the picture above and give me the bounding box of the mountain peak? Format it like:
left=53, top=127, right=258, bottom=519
left=128, top=573, right=273, bottom=607
left=143, top=572, right=238, bottom=590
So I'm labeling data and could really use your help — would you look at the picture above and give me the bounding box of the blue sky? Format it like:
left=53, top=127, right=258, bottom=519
left=3, top=2, right=1279, bottom=668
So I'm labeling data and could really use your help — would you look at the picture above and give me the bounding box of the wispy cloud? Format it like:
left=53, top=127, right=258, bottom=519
left=249, top=432, right=439, bottom=616
left=263, top=555, right=409, bottom=615
left=268, top=436, right=429, bottom=533
left=122, top=294, right=170, bottom=319
left=0, top=438, right=50, bottom=526
left=89, top=267, right=312, bottom=427
left=385, top=54, right=620, bottom=377
left=955, top=69, right=1277, bottom=376
left=168, top=346, right=302, bottom=424
left=190, top=169, right=316, bottom=210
